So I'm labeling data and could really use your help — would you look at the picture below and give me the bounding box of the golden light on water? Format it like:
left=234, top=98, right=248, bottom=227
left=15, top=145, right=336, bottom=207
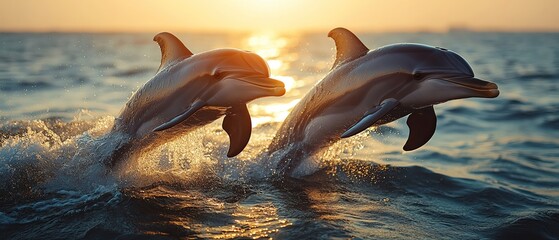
left=246, top=34, right=287, bottom=59
left=244, top=32, right=299, bottom=126
left=272, top=75, right=295, bottom=93
left=244, top=32, right=295, bottom=91
left=250, top=99, right=301, bottom=126
left=197, top=203, right=291, bottom=239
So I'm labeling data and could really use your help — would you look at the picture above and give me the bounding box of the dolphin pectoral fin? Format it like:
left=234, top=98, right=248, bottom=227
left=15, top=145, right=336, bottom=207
left=153, top=100, right=206, bottom=132
left=403, top=106, right=437, bottom=151
left=153, top=32, right=194, bottom=72
left=222, top=104, right=252, bottom=157
left=341, top=98, right=399, bottom=138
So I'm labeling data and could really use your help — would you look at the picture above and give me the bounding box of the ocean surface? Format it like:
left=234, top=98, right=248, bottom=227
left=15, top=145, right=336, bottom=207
left=0, top=31, right=558, bottom=239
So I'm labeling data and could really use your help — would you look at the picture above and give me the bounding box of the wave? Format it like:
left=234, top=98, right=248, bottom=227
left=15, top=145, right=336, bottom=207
left=0, top=185, right=122, bottom=240
left=438, top=118, right=483, bottom=132
left=0, top=117, right=115, bottom=204
left=515, top=72, right=557, bottom=80
left=492, top=211, right=559, bottom=240
left=499, top=137, right=559, bottom=150
left=0, top=80, right=54, bottom=92
left=0, top=116, right=277, bottom=205
left=540, top=117, right=559, bottom=130
left=112, top=67, right=153, bottom=77
left=485, top=105, right=556, bottom=121
left=0, top=116, right=556, bottom=239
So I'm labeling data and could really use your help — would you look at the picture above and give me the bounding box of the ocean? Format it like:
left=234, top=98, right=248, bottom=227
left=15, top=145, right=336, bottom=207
left=0, top=31, right=558, bottom=239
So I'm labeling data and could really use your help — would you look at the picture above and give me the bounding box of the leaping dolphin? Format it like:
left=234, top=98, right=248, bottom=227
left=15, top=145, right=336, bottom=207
left=268, top=27, right=499, bottom=176
left=106, top=32, right=285, bottom=166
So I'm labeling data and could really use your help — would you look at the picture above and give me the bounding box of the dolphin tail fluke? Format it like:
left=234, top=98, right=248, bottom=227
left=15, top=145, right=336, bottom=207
left=222, top=104, right=252, bottom=157
left=403, top=106, right=437, bottom=151
left=341, top=98, right=399, bottom=138
left=153, top=100, right=206, bottom=132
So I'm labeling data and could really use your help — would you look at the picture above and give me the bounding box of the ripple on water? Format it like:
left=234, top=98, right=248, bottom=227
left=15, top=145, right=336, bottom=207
left=515, top=72, right=557, bottom=80
left=472, top=156, right=559, bottom=188
left=540, top=117, right=559, bottom=130
left=0, top=186, right=122, bottom=239
left=444, top=106, right=477, bottom=115
left=0, top=80, right=54, bottom=92
left=1, top=32, right=559, bottom=239
left=500, top=137, right=559, bottom=150
left=492, top=211, right=559, bottom=240
left=438, top=118, right=482, bottom=132
left=112, top=67, right=153, bottom=78
left=413, top=150, right=473, bottom=164
left=113, top=184, right=290, bottom=239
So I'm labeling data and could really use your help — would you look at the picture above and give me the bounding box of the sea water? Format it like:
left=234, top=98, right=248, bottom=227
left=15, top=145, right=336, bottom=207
left=1, top=32, right=558, bottom=239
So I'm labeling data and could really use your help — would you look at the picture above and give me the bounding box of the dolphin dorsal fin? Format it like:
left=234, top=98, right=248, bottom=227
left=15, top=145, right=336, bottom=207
left=328, top=27, right=369, bottom=69
left=153, top=32, right=193, bottom=71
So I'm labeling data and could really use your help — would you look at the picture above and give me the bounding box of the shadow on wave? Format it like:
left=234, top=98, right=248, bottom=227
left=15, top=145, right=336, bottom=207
left=492, top=211, right=559, bottom=240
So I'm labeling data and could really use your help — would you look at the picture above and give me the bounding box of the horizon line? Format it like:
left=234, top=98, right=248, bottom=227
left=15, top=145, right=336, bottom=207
left=1, top=27, right=559, bottom=35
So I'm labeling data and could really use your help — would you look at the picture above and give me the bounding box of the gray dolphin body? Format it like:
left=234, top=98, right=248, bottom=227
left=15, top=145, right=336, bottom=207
left=106, top=32, right=285, bottom=166
left=268, top=28, right=499, bottom=176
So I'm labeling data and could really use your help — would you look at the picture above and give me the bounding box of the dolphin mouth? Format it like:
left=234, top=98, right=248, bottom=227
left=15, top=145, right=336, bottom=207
left=235, top=75, right=286, bottom=96
left=443, top=76, right=500, bottom=98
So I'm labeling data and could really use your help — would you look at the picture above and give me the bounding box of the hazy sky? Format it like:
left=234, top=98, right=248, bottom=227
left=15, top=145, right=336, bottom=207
left=1, top=0, right=558, bottom=32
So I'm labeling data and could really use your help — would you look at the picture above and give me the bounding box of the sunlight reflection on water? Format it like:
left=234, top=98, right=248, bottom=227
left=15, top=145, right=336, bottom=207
left=243, top=32, right=300, bottom=126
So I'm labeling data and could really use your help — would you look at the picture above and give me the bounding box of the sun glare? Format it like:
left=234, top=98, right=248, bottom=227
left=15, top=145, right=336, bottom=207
left=1, top=1, right=558, bottom=32
left=250, top=99, right=301, bottom=126
left=245, top=33, right=294, bottom=91
left=242, top=32, right=300, bottom=126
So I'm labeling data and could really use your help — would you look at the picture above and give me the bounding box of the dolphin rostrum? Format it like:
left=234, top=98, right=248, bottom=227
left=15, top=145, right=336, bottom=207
left=268, top=27, right=499, bottom=176
left=106, top=32, right=285, bottom=166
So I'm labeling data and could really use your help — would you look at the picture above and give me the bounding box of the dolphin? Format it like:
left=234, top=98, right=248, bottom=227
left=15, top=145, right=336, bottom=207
left=268, top=27, right=499, bottom=176
left=105, top=32, right=285, bottom=166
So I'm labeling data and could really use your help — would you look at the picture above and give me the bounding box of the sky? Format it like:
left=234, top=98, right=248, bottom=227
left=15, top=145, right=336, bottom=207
left=1, top=0, right=558, bottom=33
